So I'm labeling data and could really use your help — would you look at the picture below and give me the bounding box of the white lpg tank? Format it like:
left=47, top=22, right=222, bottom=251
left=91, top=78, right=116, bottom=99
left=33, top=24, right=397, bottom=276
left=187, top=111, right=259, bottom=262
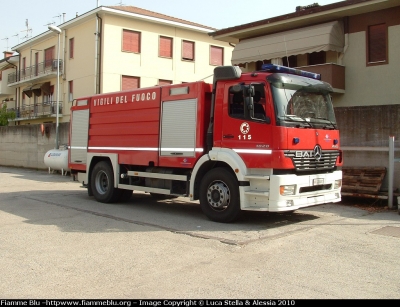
left=44, top=148, right=70, bottom=175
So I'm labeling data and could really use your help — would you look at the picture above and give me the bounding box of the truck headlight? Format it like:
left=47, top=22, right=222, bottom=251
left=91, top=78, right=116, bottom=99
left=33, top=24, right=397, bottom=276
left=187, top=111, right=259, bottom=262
left=334, top=180, right=342, bottom=189
left=280, top=185, right=296, bottom=196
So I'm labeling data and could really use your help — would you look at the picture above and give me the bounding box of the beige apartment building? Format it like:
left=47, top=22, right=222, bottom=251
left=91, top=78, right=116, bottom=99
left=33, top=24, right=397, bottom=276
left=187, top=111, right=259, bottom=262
left=3, top=5, right=233, bottom=125
left=209, top=0, right=400, bottom=189
left=0, top=52, right=18, bottom=110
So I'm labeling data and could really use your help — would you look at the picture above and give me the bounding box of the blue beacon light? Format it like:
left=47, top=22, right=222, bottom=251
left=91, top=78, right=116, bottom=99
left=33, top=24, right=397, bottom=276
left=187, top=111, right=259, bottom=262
left=260, top=64, right=321, bottom=80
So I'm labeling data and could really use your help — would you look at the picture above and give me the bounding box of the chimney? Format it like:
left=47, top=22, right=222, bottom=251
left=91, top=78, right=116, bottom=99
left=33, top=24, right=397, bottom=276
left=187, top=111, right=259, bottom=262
left=296, top=3, right=320, bottom=12
left=3, top=51, right=13, bottom=59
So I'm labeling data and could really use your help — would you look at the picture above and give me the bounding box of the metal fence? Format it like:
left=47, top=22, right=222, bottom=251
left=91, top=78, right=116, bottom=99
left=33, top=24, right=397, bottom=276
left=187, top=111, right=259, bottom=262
left=8, top=101, right=62, bottom=119
left=7, top=59, right=63, bottom=84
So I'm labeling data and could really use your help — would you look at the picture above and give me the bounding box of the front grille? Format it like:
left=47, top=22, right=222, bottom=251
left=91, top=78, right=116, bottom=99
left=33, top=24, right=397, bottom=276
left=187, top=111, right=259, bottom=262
left=299, top=184, right=332, bottom=193
left=284, top=150, right=340, bottom=171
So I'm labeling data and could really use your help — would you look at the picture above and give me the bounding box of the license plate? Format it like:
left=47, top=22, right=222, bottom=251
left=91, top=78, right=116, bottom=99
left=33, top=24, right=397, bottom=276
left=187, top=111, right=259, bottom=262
left=313, top=178, right=324, bottom=185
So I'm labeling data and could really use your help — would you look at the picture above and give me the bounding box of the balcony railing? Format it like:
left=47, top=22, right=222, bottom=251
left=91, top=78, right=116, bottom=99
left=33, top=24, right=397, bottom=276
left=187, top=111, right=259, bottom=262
left=295, top=63, right=345, bottom=92
left=8, top=101, right=63, bottom=120
left=8, top=59, right=63, bottom=84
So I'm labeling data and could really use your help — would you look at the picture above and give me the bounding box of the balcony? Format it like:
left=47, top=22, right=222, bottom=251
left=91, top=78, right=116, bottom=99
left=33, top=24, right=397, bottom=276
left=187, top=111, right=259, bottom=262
left=7, top=59, right=63, bottom=86
left=8, top=101, right=63, bottom=121
left=296, top=63, right=345, bottom=93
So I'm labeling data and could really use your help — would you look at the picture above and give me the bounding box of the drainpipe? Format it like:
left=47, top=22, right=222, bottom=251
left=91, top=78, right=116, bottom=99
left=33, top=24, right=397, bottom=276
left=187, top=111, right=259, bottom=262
left=5, top=57, right=17, bottom=119
left=338, top=17, right=349, bottom=65
left=94, top=15, right=98, bottom=94
left=338, top=33, right=349, bottom=64
left=15, top=49, right=21, bottom=118
left=61, top=26, right=66, bottom=81
left=95, top=13, right=102, bottom=94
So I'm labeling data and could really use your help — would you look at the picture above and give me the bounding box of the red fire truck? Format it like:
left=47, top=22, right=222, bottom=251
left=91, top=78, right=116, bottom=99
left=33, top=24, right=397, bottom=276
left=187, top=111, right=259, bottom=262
left=69, top=64, right=343, bottom=223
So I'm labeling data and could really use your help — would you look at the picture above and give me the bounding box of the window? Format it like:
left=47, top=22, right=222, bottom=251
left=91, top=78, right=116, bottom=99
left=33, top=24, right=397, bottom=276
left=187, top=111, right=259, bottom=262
left=122, top=29, right=141, bottom=53
left=309, top=51, right=325, bottom=65
left=159, top=36, right=173, bottom=58
left=282, top=55, right=297, bottom=67
left=367, top=23, right=387, bottom=65
left=256, top=60, right=271, bottom=70
left=210, top=45, right=223, bottom=66
left=35, top=52, right=39, bottom=76
left=22, top=57, right=26, bottom=77
left=182, top=40, right=194, bottom=61
left=229, top=90, right=244, bottom=119
left=44, top=47, right=55, bottom=68
left=228, top=83, right=266, bottom=121
left=122, top=75, right=140, bottom=90
left=43, top=85, right=54, bottom=105
left=68, top=81, right=73, bottom=101
left=158, top=79, right=172, bottom=86
left=69, top=38, right=74, bottom=59
left=22, top=93, right=26, bottom=109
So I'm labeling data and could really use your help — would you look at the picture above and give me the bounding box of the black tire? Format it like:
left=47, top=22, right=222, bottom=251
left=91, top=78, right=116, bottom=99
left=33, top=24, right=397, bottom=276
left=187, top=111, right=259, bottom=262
left=199, top=167, right=241, bottom=223
left=119, top=189, right=133, bottom=202
left=90, top=161, right=120, bottom=203
left=87, top=183, right=93, bottom=197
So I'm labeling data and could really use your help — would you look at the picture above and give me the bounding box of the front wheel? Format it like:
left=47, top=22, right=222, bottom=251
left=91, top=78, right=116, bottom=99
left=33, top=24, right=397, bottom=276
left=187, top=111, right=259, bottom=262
left=90, top=161, right=120, bottom=203
left=199, top=167, right=241, bottom=223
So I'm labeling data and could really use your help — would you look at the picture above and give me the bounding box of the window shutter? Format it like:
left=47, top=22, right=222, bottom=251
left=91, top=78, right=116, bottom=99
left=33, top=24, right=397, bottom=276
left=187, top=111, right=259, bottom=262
left=309, top=51, right=325, bottom=65
left=158, top=79, right=172, bottom=86
left=368, top=24, right=386, bottom=63
left=69, top=38, right=74, bottom=58
left=45, top=47, right=54, bottom=68
left=210, top=46, right=223, bottom=66
left=182, top=40, right=194, bottom=60
left=159, top=36, right=173, bottom=58
left=68, top=81, right=73, bottom=101
left=122, top=76, right=140, bottom=90
left=35, top=52, right=39, bottom=75
left=283, top=55, right=297, bottom=67
left=122, top=30, right=140, bottom=53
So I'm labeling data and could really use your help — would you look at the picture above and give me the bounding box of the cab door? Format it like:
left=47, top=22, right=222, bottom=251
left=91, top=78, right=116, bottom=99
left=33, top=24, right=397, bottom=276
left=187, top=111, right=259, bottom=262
left=219, top=82, right=273, bottom=169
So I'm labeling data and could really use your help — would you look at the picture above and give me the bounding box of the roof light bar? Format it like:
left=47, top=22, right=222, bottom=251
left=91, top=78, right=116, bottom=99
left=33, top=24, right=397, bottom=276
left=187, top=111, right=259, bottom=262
left=260, top=64, right=321, bottom=80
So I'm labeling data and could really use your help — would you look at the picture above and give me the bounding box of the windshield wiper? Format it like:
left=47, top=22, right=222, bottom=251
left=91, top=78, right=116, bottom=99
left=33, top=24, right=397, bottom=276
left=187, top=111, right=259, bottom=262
left=280, top=115, right=313, bottom=128
left=314, top=117, right=337, bottom=129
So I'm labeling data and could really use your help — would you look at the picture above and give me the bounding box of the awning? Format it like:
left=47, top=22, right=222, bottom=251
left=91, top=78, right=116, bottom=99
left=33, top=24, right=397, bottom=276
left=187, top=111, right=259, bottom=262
left=22, top=86, right=33, bottom=98
left=22, top=82, right=51, bottom=97
left=231, top=21, right=344, bottom=65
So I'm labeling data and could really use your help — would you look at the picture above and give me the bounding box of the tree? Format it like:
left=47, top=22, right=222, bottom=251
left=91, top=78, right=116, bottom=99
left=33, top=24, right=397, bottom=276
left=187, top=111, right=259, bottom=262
left=0, top=104, right=16, bottom=126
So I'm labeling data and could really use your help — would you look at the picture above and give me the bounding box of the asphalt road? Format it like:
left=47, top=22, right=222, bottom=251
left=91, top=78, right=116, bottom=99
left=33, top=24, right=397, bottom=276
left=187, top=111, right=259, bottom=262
left=0, top=166, right=399, bottom=299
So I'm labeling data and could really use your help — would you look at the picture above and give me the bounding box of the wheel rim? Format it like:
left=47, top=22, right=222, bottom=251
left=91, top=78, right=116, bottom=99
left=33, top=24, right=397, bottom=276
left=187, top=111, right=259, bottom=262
left=95, top=170, right=109, bottom=195
left=206, top=181, right=230, bottom=212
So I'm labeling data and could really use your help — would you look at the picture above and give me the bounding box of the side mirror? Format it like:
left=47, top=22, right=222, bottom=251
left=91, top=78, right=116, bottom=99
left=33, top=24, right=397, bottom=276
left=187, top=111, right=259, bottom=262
left=248, top=87, right=255, bottom=96
left=230, top=84, right=243, bottom=93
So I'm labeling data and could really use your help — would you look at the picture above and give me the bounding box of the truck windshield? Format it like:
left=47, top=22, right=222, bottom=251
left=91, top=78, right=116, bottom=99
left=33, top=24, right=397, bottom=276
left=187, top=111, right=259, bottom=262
left=269, top=73, right=337, bottom=129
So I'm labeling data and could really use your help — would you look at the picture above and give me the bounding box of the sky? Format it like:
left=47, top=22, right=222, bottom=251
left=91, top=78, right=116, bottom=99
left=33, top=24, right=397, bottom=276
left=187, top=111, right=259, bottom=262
left=0, top=0, right=341, bottom=52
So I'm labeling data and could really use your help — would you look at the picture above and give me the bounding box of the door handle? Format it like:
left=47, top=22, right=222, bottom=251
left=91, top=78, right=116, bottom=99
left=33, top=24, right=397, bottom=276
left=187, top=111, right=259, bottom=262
left=223, top=134, right=234, bottom=139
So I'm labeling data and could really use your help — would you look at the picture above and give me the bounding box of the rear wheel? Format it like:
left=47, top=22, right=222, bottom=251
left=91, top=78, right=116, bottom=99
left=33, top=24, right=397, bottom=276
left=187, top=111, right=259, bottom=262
left=90, top=161, right=120, bottom=203
left=199, top=167, right=241, bottom=223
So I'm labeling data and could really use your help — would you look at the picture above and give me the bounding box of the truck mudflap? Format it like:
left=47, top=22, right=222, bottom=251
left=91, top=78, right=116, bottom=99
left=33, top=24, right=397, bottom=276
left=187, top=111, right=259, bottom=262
left=240, top=170, right=342, bottom=212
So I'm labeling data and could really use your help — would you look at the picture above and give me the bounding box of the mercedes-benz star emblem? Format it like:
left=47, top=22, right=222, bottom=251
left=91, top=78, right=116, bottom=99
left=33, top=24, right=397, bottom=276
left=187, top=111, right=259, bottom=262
left=313, top=145, right=322, bottom=161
